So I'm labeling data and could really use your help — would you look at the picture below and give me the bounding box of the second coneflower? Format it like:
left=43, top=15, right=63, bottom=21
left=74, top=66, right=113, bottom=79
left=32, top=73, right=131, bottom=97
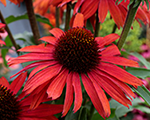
left=8, top=13, right=143, bottom=118
left=0, top=23, right=6, bottom=45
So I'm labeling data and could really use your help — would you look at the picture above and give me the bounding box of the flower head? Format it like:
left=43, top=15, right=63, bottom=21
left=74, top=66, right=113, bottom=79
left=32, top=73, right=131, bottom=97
left=8, top=13, right=143, bottom=118
left=0, top=72, right=63, bottom=120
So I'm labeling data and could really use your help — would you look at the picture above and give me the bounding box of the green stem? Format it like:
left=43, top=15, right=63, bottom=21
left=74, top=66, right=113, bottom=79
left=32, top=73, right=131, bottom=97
left=56, top=7, right=60, bottom=28
left=112, top=24, right=117, bottom=33
left=25, top=0, right=41, bottom=45
left=94, top=11, right=100, bottom=37
left=65, top=2, right=71, bottom=31
left=117, top=0, right=141, bottom=50
left=0, top=11, right=19, bottom=54
left=87, top=104, right=95, bottom=120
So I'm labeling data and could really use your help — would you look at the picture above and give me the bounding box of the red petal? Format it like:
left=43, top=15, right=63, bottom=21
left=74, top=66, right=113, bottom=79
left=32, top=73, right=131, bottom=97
left=24, top=64, right=62, bottom=93
left=73, top=13, right=84, bottom=28
left=0, top=76, right=10, bottom=89
left=73, top=0, right=85, bottom=15
left=100, top=44, right=120, bottom=56
left=81, top=74, right=106, bottom=118
left=89, top=71, right=132, bottom=108
left=101, top=56, right=139, bottom=67
left=81, top=0, right=99, bottom=20
left=108, top=0, right=124, bottom=28
left=20, top=104, right=63, bottom=117
left=47, top=69, right=68, bottom=99
left=88, top=73, right=111, bottom=117
left=49, top=28, right=64, bottom=39
left=94, top=70, right=135, bottom=99
left=10, top=72, right=27, bottom=94
left=0, top=40, right=6, bottom=45
left=95, top=33, right=120, bottom=48
left=18, top=44, right=54, bottom=53
left=62, top=72, right=74, bottom=116
left=97, top=62, right=143, bottom=86
left=72, top=72, right=82, bottom=113
left=39, top=36, right=57, bottom=45
left=98, top=0, right=108, bottom=23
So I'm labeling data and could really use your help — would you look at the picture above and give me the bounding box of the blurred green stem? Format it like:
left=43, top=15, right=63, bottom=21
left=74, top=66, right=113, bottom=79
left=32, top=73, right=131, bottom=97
left=117, top=0, right=141, bottom=50
left=94, top=11, right=100, bottom=37
left=0, top=11, right=19, bottom=54
left=25, top=0, right=41, bottom=45
left=65, top=2, right=71, bottom=31
left=56, top=7, right=60, bottom=28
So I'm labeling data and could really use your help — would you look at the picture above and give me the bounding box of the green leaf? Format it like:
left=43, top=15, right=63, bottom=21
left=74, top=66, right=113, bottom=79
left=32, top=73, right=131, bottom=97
left=109, top=98, right=143, bottom=118
left=134, top=106, right=150, bottom=114
left=144, top=0, right=149, bottom=9
left=126, top=67, right=150, bottom=79
left=132, top=85, right=150, bottom=106
left=5, top=12, right=53, bottom=28
left=1, top=36, right=13, bottom=67
left=129, top=52, right=150, bottom=69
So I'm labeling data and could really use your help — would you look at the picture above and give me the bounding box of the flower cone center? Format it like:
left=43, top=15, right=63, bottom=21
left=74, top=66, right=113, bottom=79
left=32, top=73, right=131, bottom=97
left=0, top=85, right=21, bottom=120
left=54, top=27, right=100, bottom=73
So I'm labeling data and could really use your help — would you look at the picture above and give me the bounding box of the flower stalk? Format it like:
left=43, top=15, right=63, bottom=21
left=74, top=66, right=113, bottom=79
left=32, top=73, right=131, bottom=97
left=0, top=11, right=19, bottom=54
left=94, top=11, right=100, bottom=37
left=56, top=7, right=60, bottom=28
left=24, top=0, right=41, bottom=45
left=65, top=2, right=71, bottom=31
left=117, top=0, right=142, bottom=50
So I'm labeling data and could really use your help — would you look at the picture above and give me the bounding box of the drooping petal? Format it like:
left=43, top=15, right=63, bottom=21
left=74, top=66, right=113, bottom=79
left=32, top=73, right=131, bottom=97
left=10, top=72, right=27, bottom=95
left=98, top=0, right=108, bottom=23
left=72, top=72, right=82, bottom=113
left=72, top=13, right=84, bottom=28
left=0, top=76, right=10, bottom=88
left=24, top=64, right=62, bottom=93
left=49, top=28, right=64, bottom=39
left=97, top=62, right=143, bottom=86
left=108, top=0, right=124, bottom=29
left=94, top=70, right=135, bottom=99
left=10, top=61, right=56, bottom=78
left=62, top=72, right=74, bottom=116
left=47, top=69, right=68, bottom=99
left=89, top=71, right=132, bottom=108
left=95, top=33, right=120, bottom=48
left=39, top=36, right=57, bottom=45
left=73, top=0, right=85, bottom=15
left=81, top=74, right=106, bottom=118
left=101, top=56, right=139, bottom=67
left=81, top=0, right=99, bottom=20
left=88, top=73, right=111, bottom=117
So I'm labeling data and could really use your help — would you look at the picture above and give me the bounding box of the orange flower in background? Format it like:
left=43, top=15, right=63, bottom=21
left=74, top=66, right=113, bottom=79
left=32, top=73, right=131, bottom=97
left=0, top=0, right=6, bottom=6
left=9, top=0, right=24, bottom=6
left=8, top=13, right=143, bottom=118
left=0, top=72, right=63, bottom=120
left=0, top=23, right=6, bottom=45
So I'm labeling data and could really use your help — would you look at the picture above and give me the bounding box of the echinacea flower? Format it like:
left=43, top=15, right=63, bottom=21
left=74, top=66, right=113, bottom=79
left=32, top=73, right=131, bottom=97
left=9, top=0, right=24, bottom=6
left=8, top=13, right=143, bottom=118
left=0, top=72, right=63, bottom=120
left=0, top=23, right=6, bottom=45
left=73, top=0, right=149, bottom=29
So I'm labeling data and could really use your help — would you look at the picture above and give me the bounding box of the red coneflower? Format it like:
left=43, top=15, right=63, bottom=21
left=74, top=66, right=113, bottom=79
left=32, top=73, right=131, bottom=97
left=73, top=0, right=149, bottom=29
left=0, top=23, right=6, bottom=45
left=8, top=13, right=143, bottom=118
left=0, top=72, right=63, bottom=120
